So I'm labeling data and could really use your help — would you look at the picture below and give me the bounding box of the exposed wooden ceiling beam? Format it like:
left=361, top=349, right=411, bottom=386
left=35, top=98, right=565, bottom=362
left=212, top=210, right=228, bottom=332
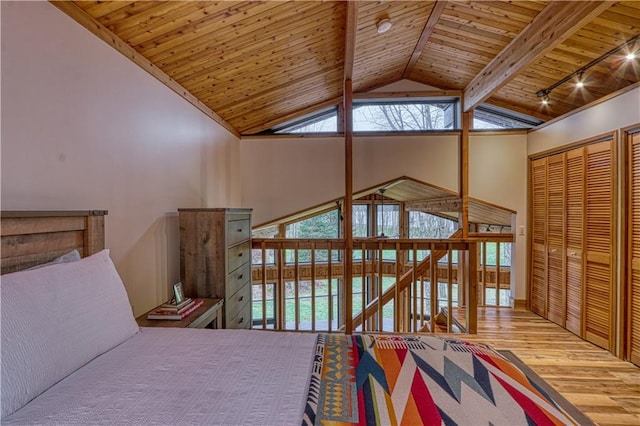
left=402, top=0, right=447, bottom=79
left=344, top=1, right=358, bottom=83
left=354, top=90, right=462, bottom=99
left=50, top=1, right=240, bottom=138
left=463, top=1, right=614, bottom=112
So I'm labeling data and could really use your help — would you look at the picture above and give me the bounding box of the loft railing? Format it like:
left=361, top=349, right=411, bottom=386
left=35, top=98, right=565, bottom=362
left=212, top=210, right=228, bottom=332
left=250, top=235, right=511, bottom=334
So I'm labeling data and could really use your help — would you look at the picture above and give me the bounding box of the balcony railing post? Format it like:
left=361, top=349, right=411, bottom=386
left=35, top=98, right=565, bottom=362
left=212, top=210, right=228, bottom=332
left=466, top=242, right=478, bottom=333
left=496, top=242, right=501, bottom=306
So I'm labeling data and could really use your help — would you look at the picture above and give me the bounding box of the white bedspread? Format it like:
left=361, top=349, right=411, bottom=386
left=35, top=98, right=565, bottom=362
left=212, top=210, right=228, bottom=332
left=3, top=328, right=317, bottom=425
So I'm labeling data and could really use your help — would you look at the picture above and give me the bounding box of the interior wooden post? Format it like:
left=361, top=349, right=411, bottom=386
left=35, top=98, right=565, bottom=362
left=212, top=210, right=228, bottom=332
left=467, top=242, right=478, bottom=333
left=342, top=1, right=357, bottom=335
left=344, top=81, right=354, bottom=334
left=459, top=109, right=472, bottom=237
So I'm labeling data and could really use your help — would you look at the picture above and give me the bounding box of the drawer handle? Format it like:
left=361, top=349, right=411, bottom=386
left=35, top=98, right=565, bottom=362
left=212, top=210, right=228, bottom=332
left=237, top=228, right=242, bottom=233
left=238, top=252, right=243, bottom=257
left=239, top=317, right=244, bottom=324
left=238, top=296, right=244, bottom=302
left=238, top=274, right=244, bottom=280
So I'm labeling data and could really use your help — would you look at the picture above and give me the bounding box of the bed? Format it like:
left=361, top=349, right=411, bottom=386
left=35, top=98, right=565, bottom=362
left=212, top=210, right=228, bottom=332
left=1, top=211, right=591, bottom=425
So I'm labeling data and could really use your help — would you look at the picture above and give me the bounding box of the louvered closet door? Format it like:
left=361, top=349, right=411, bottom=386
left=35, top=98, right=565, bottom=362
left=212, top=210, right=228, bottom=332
left=530, top=158, right=547, bottom=317
left=565, top=147, right=585, bottom=336
left=546, top=153, right=566, bottom=326
left=585, top=140, right=615, bottom=351
left=628, top=132, right=640, bottom=366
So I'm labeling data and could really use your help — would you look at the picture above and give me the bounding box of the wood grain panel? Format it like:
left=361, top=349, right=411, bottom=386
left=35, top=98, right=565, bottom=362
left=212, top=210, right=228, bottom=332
left=530, top=157, right=547, bottom=317
left=493, top=1, right=636, bottom=121
left=546, top=153, right=565, bottom=326
left=0, top=211, right=107, bottom=274
left=628, top=131, right=640, bottom=366
left=565, top=147, right=585, bottom=336
left=585, top=140, right=615, bottom=351
left=62, top=1, right=638, bottom=132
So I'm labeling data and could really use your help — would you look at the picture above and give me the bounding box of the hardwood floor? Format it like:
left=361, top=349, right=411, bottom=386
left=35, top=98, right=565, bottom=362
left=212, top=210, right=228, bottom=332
left=456, top=307, right=640, bottom=426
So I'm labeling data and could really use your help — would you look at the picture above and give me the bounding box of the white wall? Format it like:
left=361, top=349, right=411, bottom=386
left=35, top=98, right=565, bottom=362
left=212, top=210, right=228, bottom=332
left=242, top=132, right=529, bottom=300
left=528, top=86, right=640, bottom=155
left=1, top=1, right=240, bottom=316
left=469, top=134, right=528, bottom=300
left=241, top=134, right=459, bottom=226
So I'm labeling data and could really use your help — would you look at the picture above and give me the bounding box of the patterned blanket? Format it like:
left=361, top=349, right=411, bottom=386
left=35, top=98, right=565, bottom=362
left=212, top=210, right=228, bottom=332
left=302, top=334, right=581, bottom=425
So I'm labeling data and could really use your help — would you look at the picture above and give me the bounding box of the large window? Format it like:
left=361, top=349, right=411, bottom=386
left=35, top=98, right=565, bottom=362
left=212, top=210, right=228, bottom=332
left=285, top=210, right=340, bottom=263
left=353, top=101, right=457, bottom=131
left=271, top=108, right=338, bottom=134
left=473, top=104, right=542, bottom=129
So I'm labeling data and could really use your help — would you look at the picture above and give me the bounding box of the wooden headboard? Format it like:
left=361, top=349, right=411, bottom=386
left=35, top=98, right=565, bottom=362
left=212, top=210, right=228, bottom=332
left=1, top=210, right=108, bottom=275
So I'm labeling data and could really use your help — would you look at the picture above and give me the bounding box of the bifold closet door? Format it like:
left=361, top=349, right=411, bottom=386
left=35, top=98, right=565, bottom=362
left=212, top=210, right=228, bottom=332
left=546, top=153, right=566, bottom=326
left=565, top=147, right=585, bottom=336
left=584, top=140, right=615, bottom=351
left=530, top=158, right=547, bottom=317
left=628, top=131, right=640, bottom=366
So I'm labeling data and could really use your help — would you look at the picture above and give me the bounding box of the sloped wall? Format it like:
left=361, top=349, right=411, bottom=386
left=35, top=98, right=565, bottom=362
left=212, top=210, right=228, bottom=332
left=1, top=1, right=240, bottom=315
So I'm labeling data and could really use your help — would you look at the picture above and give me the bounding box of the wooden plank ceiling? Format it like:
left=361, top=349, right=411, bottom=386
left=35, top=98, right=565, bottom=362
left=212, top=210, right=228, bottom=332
left=60, top=1, right=640, bottom=135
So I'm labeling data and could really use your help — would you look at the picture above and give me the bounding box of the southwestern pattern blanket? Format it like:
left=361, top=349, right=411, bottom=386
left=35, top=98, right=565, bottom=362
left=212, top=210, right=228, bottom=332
left=301, top=334, right=583, bottom=426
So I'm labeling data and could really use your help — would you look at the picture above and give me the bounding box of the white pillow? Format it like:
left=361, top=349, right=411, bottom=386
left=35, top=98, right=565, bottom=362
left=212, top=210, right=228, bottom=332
left=1, top=249, right=139, bottom=418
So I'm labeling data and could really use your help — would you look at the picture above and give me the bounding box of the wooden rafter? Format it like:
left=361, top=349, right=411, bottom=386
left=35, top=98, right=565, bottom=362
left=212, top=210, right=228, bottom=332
left=50, top=1, right=240, bottom=138
left=402, top=0, right=447, bottom=79
left=463, top=1, right=614, bottom=112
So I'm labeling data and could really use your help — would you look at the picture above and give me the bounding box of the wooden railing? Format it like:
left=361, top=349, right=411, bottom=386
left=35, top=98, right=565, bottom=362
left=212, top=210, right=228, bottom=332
left=250, top=236, right=515, bottom=334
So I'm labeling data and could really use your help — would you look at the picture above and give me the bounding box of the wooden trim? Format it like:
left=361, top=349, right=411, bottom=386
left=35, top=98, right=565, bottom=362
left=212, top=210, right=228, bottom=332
left=403, top=0, right=447, bottom=79
left=530, top=82, right=640, bottom=133
left=529, top=131, right=616, bottom=161
left=50, top=1, right=240, bottom=138
left=611, top=130, right=619, bottom=354
left=624, top=126, right=640, bottom=361
left=353, top=90, right=462, bottom=100
left=463, top=1, right=613, bottom=112
left=0, top=210, right=107, bottom=218
left=470, top=129, right=529, bottom=136
left=512, top=298, right=527, bottom=310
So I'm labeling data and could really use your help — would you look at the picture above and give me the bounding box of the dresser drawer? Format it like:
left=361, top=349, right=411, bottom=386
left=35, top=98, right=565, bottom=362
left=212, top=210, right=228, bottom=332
left=226, top=283, right=250, bottom=321
left=227, top=218, right=251, bottom=247
left=227, top=241, right=250, bottom=273
left=227, top=300, right=251, bottom=329
left=226, top=261, right=251, bottom=297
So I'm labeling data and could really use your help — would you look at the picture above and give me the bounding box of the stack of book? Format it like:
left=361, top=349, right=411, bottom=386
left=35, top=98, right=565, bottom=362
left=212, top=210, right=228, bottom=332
left=146, top=298, right=203, bottom=320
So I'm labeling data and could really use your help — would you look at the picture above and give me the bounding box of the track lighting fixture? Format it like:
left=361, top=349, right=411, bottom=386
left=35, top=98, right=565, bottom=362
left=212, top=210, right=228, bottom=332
left=535, top=34, right=639, bottom=105
left=575, top=70, right=585, bottom=88
left=536, top=89, right=550, bottom=105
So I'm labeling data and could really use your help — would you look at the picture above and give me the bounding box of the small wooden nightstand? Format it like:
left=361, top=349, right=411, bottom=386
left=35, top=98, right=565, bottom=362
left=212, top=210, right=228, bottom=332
left=136, top=298, right=224, bottom=329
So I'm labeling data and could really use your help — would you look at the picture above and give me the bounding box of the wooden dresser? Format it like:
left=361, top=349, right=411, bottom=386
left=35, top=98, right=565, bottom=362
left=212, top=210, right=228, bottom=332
left=179, top=208, right=252, bottom=329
